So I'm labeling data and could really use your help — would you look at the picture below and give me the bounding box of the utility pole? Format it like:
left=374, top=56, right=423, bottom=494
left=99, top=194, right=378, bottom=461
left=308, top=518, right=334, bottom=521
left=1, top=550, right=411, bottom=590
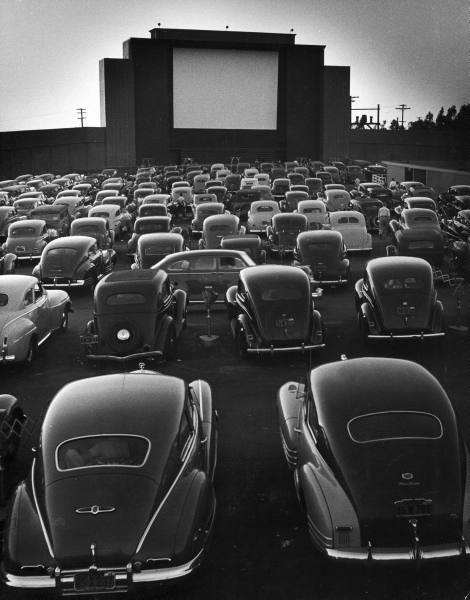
left=76, top=108, right=87, bottom=127
left=395, top=104, right=410, bottom=128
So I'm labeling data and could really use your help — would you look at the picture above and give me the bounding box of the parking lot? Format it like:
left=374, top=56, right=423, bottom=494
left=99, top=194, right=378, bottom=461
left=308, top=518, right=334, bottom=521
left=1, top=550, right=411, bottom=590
left=3, top=229, right=470, bottom=600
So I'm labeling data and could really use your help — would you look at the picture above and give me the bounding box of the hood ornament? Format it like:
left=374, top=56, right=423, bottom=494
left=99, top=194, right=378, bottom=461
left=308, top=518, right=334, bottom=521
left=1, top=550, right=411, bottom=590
left=75, top=505, right=116, bottom=515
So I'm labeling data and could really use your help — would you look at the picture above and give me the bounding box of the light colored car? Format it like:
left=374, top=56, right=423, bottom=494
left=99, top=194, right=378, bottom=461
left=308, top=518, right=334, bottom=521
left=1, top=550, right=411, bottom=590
left=88, top=204, right=125, bottom=239
left=328, top=210, right=372, bottom=252
left=12, top=198, right=43, bottom=217
left=2, top=219, right=52, bottom=261
left=246, top=200, right=280, bottom=233
left=323, top=189, right=351, bottom=212
left=52, top=196, right=84, bottom=219
left=296, top=199, right=329, bottom=229
left=0, top=274, right=71, bottom=365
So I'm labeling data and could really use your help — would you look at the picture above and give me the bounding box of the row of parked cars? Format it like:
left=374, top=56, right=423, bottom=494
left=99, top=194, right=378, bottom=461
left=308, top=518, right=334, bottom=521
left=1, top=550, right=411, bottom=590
left=1, top=162, right=470, bottom=597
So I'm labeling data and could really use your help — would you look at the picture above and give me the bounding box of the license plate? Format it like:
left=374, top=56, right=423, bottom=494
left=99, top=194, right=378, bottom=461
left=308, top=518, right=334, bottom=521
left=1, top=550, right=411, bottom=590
left=396, top=305, right=415, bottom=316
left=395, top=498, right=432, bottom=517
left=408, top=241, right=433, bottom=249
left=74, top=571, right=116, bottom=592
left=275, top=317, right=295, bottom=328
left=15, top=246, right=25, bottom=252
left=80, top=334, right=98, bottom=345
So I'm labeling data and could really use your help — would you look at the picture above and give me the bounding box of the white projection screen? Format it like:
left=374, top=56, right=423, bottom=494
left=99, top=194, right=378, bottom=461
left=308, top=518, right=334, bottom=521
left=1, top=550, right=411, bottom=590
left=172, top=48, right=279, bottom=130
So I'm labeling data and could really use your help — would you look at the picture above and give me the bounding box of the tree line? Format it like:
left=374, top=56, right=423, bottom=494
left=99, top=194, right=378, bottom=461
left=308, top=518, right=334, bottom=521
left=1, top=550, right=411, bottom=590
left=389, top=104, right=470, bottom=131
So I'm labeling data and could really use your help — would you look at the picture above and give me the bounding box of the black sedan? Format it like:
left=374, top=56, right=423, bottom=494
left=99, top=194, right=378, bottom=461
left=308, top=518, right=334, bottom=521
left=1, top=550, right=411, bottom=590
left=354, top=256, right=445, bottom=341
left=278, top=356, right=470, bottom=563
left=1, top=369, right=217, bottom=594
left=226, top=264, right=325, bottom=356
left=81, top=269, right=187, bottom=363
left=32, top=235, right=116, bottom=288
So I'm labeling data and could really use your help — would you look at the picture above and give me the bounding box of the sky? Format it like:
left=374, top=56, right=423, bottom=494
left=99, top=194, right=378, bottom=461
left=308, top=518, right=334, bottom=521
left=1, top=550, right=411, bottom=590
left=1, top=0, right=468, bottom=132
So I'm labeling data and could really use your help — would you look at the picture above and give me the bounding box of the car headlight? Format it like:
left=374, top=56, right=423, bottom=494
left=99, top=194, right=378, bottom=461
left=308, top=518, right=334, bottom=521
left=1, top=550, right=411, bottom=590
left=117, top=328, right=131, bottom=341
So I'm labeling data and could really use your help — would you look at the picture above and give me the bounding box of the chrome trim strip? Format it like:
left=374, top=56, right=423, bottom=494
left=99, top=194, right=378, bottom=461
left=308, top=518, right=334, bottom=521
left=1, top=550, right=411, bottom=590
left=31, top=457, right=54, bottom=558
left=247, top=343, right=325, bottom=354
left=43, top=281, right=85, bottom=288
left=135, top=416, right=198, bottom=553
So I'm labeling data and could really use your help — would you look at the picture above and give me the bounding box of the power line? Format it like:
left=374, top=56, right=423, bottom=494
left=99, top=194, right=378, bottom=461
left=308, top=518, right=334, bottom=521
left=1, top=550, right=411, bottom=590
left=76, top=108, right=87, bottom=128
left=395, top=104, right=410, bottom=128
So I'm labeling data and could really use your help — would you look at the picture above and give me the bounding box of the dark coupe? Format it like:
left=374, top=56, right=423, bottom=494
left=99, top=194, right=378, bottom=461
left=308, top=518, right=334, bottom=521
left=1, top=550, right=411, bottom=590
left=2, top=369, right=217, bottom=594
left=354, top=256, right=445, bottom=341
left=32, top=235, right=116, bottom=288
left=278, top=356, right=470, bottom=563
left=226, top=264, right=325, bottom=356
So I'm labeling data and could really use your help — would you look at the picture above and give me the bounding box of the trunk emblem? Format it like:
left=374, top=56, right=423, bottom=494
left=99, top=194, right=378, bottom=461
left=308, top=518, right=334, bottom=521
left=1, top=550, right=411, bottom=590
left=401, top=472, right=414, bottom=480
left=75, top=505, right=116, bottom=515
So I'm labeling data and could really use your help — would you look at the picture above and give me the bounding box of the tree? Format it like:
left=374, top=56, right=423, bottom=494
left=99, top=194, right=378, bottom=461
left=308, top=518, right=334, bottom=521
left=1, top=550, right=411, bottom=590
left=389, top=119, right=400, bottom=131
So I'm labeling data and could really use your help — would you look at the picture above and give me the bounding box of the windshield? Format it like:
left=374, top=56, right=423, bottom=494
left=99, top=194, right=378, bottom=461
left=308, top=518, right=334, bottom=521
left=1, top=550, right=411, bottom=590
left=56, top=434, right=150, bottom=470
left=348, top=411, right=443, bottom=443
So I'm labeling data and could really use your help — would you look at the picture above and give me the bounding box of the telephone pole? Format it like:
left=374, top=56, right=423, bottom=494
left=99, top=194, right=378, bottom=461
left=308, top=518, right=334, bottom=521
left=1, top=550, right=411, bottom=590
left=395, top=104, right=410, bottom=128
left=76, top=108, right=87, bottom=127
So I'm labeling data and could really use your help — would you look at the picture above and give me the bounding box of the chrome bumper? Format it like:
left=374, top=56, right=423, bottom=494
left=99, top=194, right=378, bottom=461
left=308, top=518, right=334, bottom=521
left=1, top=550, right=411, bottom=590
left=368, top=332, right=445, bottom=340
left=326, top=541, right=469, bottom=562
left=86, top=350, right=163, bottom=363
left=247, top=342, right=325, bottom=355
left=2, top=547, right=206, bottom=591
left=43, top=280, right=85, bottom=288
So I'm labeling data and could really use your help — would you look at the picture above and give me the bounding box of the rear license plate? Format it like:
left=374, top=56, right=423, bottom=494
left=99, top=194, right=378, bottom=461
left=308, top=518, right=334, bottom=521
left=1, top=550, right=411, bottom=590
left=15, top=246, right=25, bottom=252
left=408, top=241, right=434, bottom=249
left=396, top=305, right=415, bottom=316
left=395, top=498, right=432, bottom=517
left=275, top=317, right=295, bottom=328
left=74, top=571, right=116, bottom=592
left=80, top=334, right=99, bottom=345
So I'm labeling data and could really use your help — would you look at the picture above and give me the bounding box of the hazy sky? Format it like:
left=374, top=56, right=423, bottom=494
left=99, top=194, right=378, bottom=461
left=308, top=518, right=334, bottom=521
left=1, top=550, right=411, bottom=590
left=1, top=0, right=468, bottom=132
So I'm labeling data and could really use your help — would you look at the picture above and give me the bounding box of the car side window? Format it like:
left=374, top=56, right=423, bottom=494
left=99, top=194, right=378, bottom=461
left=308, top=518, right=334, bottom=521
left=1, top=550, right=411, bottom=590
left=33, top=283, right=43, bottom=301
left=219, top=256, right=244, bottom=270
left=23, top=288, right=34, bottom=306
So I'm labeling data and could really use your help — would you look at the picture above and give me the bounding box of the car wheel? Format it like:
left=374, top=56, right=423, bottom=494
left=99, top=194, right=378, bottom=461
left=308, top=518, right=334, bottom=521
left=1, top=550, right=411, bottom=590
left=24, top=338, right=37, bottom=367
left=59, top=310, right=69, bottom=332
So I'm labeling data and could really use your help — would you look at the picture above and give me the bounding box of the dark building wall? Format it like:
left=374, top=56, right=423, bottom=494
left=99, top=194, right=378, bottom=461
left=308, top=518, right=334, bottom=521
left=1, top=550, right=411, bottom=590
left=323, top=66, right=350, bottom=161
left=0, top=128, right=106, bottom=178
left=284, top=44, right=324, bottom=160
left=350, top=130, right=468, bottom=169
left=99, top=58, right=136, bottom=167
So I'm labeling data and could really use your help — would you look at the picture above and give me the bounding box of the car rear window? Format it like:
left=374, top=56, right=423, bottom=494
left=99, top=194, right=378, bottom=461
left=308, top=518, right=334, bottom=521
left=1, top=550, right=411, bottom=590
left=106, top=293, right=147, bottom=305
left=347, top=411, right=443, bottom=443
left=10, top=226, right=37, bottom=236
left=56, top=435, right=150, bottom=470
left=382, top=277, right=424, bottom=291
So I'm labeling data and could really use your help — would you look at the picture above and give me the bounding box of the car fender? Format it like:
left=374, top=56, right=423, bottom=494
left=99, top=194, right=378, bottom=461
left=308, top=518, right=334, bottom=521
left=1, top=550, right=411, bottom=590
left=299, top=459, right=361, bottom=552
left=154, top=314, right=174, bottom=353
left=311, top=309, right=324, bottom=343
left=135, top=469, right=214, bottom=565
left=2, top=316, right=36, bottom=358
left=3, top=481, right=52, bottom=573
left=431, top=300, right=445, bottom=332
left=190, top=379, right=217, bottom=479
left=277, top=382, right=304, bottom=467
left=172, top=288, right=187, bottom=331
left=237, top=313, right=255, bottom=346
left=1, top=252, right=16, bottom=274
left=354, top=279, right=364, bottom=306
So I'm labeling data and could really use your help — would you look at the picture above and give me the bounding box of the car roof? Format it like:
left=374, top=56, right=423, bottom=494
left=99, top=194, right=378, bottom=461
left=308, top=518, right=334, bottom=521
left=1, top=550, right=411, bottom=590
left=41, top=372, right=186, bottom=481
left=43, top=235, right=96, bottom=251
left=152, top=248, right=256, bottom=269
left=240, top=263, right=309, bottom=288
left=30, top=204, right=68, bottom=214
left=9, top=219, right=45, bottom=229
left=311, top=357, right=455, bottom=431
left=366, top=256, right=433, bottom=279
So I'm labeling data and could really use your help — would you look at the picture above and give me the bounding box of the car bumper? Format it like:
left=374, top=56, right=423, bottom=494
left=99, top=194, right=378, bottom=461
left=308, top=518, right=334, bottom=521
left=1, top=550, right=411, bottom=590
left=368, top=332, right=445, bottom=340
left=326, top=541, right=469, bottom=562
left=311, top=277, right=348, bottom=286
left=85, top=350, right=164, bottom=363
left=247, top=342, right=325, bottom=355
left=2, top=546, right=206, bottom=591
left=42, top=279, right=86, bottom=288
left=15, top=254, right=42, bottom=261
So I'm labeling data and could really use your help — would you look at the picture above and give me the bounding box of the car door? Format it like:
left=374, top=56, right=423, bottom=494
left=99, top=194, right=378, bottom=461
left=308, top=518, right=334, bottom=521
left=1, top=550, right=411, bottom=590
left=166, top=255, right=217, bottom=303
left=23, top=283, right=49, bottom=342
left=217, top=255, right=248, bottom=298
